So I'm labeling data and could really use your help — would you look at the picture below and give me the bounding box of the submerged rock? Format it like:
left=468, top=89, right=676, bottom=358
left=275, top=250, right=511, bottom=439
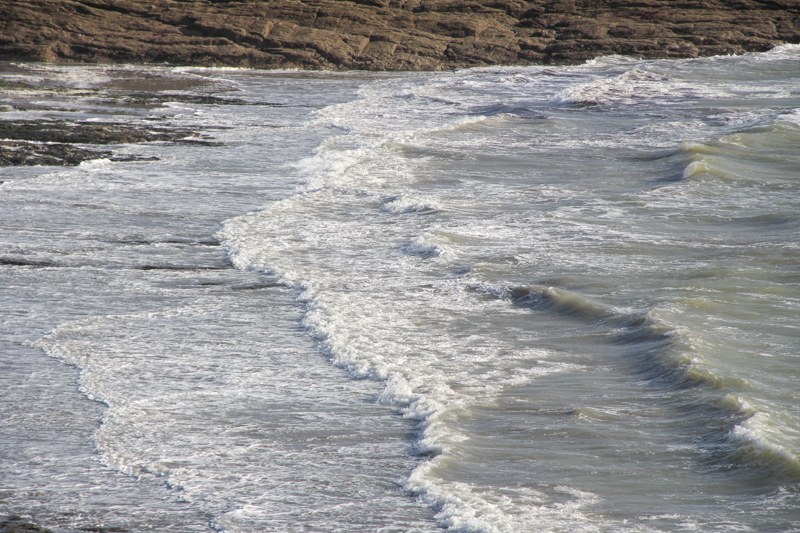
left=0, top=0, right=798, bottom=70
left=0, top=516, right=53, bottom=533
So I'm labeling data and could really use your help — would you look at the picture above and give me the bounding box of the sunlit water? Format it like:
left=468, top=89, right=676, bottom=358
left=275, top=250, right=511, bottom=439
left=2, top=46, right=799, bottom=532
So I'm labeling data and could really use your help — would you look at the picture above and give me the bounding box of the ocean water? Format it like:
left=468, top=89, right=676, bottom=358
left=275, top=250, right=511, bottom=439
left=1, top=46, right=799, bottom=532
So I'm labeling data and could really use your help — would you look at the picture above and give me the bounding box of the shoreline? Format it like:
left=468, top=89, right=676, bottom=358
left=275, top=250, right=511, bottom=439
left=1, top=1, right=799, bottom=71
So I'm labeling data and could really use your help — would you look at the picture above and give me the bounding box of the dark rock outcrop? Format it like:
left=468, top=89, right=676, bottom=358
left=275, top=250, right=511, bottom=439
left=0, top=117, right=207, bottom=166
left=0, top=0, right=798, bottom=70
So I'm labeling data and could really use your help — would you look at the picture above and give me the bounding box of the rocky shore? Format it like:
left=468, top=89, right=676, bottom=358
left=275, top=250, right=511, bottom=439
left=1, top=0, right=799, bottom=70
left=1, top=0, right=799, bottom=166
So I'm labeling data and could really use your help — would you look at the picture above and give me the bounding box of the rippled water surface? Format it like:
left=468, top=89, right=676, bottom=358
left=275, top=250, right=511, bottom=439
left=2, top=47, right=799, bottom=532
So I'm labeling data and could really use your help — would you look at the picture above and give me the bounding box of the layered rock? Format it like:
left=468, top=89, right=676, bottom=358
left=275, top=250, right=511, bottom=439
left=0, top=0, right=799, bottom=69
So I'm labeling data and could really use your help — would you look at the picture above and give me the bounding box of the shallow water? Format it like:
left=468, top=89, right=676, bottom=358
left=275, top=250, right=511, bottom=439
left=2, top=47, right=799, bottom=532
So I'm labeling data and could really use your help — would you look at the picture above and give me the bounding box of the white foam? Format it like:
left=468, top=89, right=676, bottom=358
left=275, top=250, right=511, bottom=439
left=382, top=194, right=443, bottom=214
left=758, top=43, right=800, bottom=59
left=405, top=471, right=609, bottom=533
left=77, top=157, right=113, bottom=170
left=402, top=234, right=453, bottom=260
left=727, top=412, right=800, bottom=475
left=550, top=65, right=728, bottom=107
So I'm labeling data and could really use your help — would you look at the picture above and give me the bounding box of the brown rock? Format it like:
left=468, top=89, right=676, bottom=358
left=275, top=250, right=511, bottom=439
left=0, top=0, right=798, bottom=70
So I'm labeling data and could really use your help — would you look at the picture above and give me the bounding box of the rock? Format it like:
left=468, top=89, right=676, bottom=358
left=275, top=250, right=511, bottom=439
left=0, top=120, right=196, bottom=145
left=0, top=0, right=797, bottom=70
left=0, top=84, right=214, bottom=166
left=0, top=140, right=112, bottom=166
left=0, top=516, right=53, bottom=533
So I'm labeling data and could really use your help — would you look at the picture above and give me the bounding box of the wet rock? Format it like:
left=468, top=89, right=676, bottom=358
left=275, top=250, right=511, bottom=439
left=0, top=71, right=232, bottom=166
left=0, top=140, right=112, bottom=166
left=0, top=0, right=797, bottom=70
left=0, top=516, right=53, bottom=533
left=0, top=121, right=194, bottom=145
left=0, top=119, right=207, bottom=166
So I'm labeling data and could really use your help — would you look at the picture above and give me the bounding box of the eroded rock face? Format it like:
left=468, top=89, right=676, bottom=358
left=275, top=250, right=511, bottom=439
left=0, top=0, right=799, bottom=70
